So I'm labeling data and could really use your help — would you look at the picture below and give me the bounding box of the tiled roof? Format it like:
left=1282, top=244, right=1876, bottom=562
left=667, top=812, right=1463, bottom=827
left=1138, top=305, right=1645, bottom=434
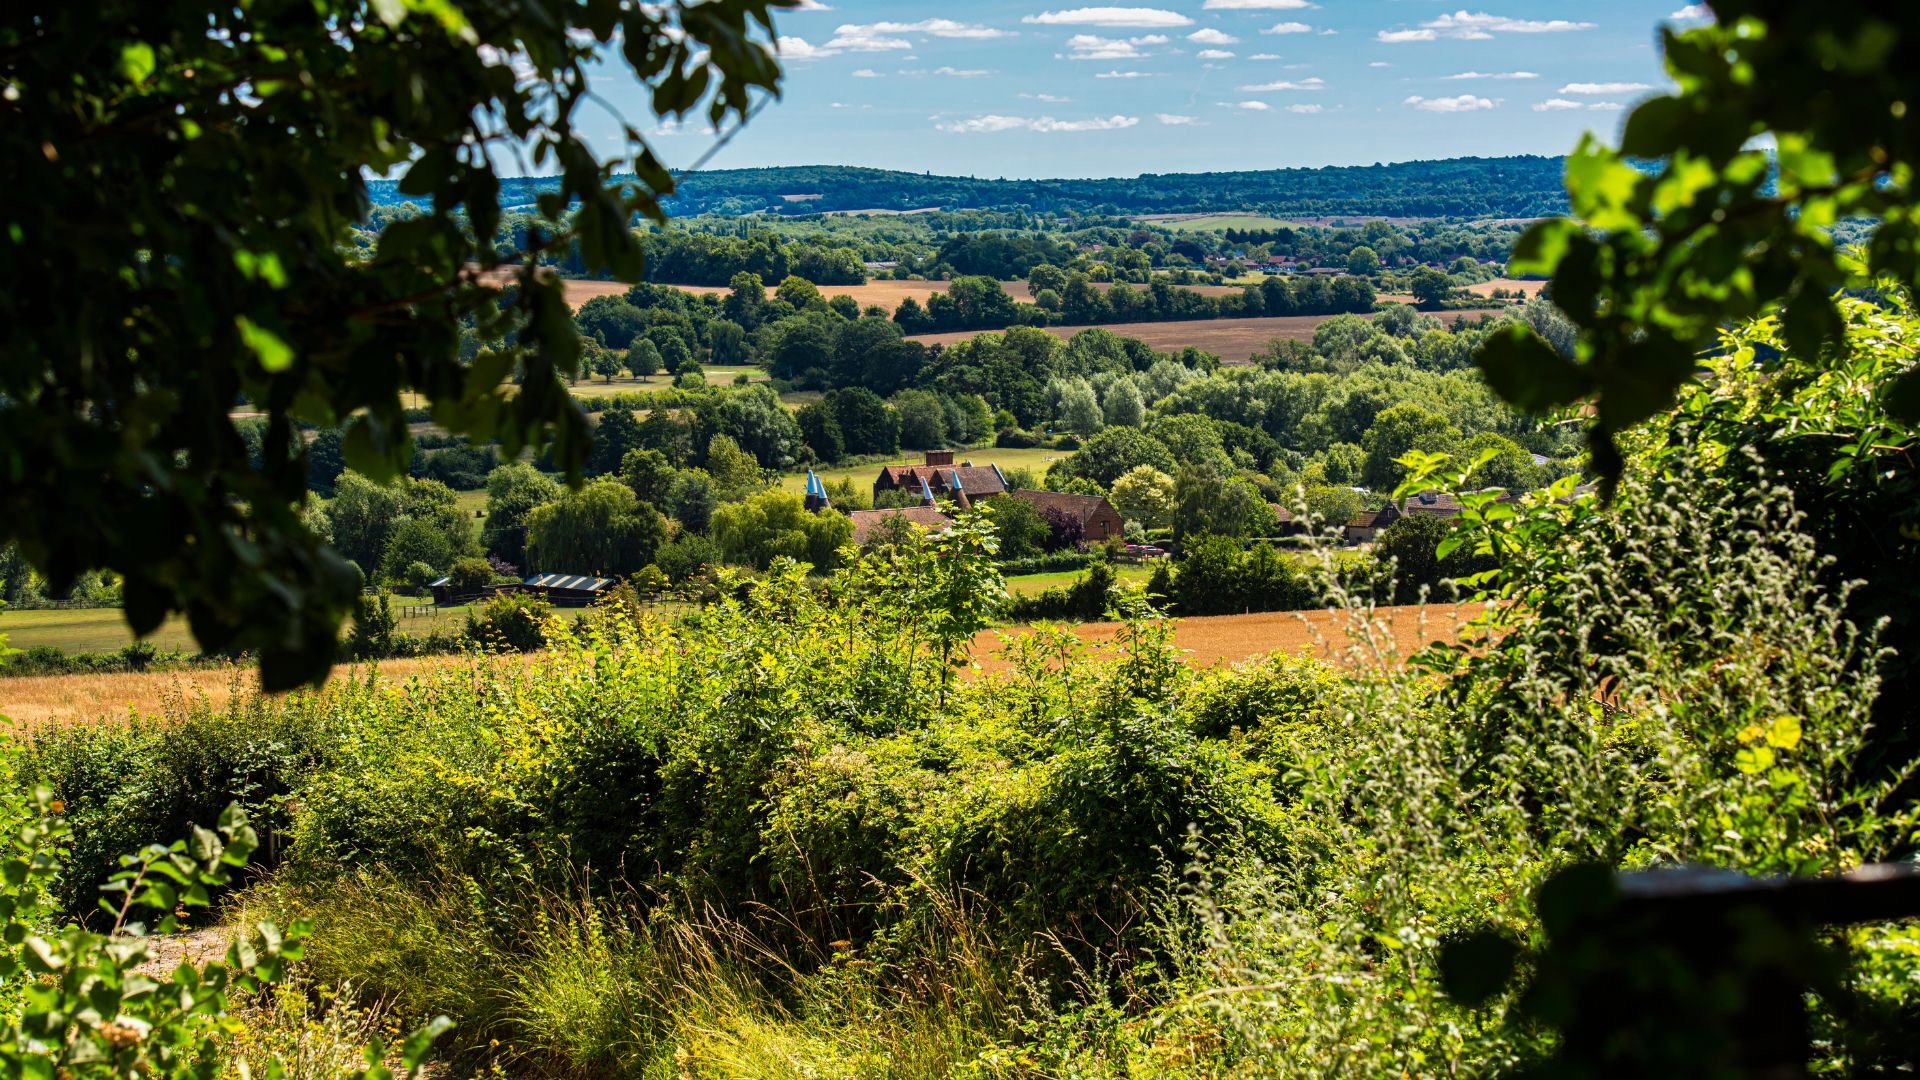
left=876, top=464, right=1008, bottom=496
left=1402, top=491, right=1465, bottom=516
left=1010, top=489, right=1116, bottom=524
left=1346, top=510, right=1383, bottom=529
left=848, top=506, right=954, bottom=544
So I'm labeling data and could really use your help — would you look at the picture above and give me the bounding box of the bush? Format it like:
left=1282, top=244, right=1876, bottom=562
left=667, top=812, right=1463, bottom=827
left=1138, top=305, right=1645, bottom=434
left=449, top=556, right=494, bottom=594
left=465, top=592, right=552, bottom=652
left=995, top=427, right=1043, bottom=449
left=1006, top=562, right=1117, bottom=622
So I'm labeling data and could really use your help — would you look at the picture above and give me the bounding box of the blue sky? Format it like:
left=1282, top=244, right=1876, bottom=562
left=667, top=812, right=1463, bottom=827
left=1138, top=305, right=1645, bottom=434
left=580, top=2, right=1710, bottom=178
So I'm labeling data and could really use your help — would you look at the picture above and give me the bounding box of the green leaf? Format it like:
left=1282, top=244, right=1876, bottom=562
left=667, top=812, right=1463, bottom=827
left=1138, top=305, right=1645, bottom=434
left=119, top=42, right=157, bottom=84
left=235, top=316, right=294, bottom=373
left=1476, top=323, right=1592, bottom=413
left=1887, top=368, right=1920, bottom=424
left=1507, top=218, right=1579, bottom=278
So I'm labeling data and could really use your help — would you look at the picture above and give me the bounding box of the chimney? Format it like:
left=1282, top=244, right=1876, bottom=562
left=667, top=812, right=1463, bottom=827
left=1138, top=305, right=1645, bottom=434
left=923, top=449, right=954, bottom=467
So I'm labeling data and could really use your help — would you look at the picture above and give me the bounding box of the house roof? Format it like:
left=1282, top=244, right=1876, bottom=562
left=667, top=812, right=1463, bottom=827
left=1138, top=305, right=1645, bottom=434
left=1346, top=510, right=1383, bottom=529
left=1010, top=488, right=1118, bottom=524
left=1269, top=504, right=1295, bottom=524
left=848, top=506, right=954, bottom=544
left=1401, top=490, right=1465, bottom=516
left=876, top=463, right=1008, bottom=496
left=524, top=573, right=617, bottom=592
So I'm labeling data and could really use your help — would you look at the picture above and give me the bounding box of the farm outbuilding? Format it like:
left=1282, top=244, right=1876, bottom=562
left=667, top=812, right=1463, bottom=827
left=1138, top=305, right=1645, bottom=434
left=518, top=573, right=620, bottom=607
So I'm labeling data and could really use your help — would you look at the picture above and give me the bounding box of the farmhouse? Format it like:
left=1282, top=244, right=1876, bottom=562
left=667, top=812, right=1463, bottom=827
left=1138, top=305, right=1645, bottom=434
left=1010, top=489, right=1125, bottom=543
left=805, top=468, right=955, bottom=545
left=1343, top=490, right=1466, bottom=545
left=872, top=450, right=1009, bottom=509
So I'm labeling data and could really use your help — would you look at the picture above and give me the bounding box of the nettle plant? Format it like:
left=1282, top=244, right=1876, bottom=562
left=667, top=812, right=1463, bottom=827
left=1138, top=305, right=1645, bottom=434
left=0, top=769, right=447, bottom=1077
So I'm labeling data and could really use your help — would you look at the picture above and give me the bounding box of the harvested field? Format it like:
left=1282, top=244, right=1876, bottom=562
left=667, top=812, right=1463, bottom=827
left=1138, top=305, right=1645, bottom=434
left=1465, top=277, right=1546, bottom=298
left=2, top=605, right=1481, bottom=727
left=908, top=310, right=1508, bottom=364
left=656, top=277, right=1249, bottom=308
left=978, top=603, right=1483, bottom=674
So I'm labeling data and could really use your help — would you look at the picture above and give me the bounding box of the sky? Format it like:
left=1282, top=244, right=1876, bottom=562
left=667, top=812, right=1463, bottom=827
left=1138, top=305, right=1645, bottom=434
left=578, top=2, right=1712, bottom=179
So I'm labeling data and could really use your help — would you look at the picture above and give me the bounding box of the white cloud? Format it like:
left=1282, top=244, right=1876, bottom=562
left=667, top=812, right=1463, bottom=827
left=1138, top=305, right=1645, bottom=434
left=1445, top=70, right=1538, bottom=80
left=1559, top=81, right=1653, bottom=93
left=1198, top=48, right=1236, bottom=58
left=1239, top=77, right=1324, bottom=90
left=776, top=36, right=837, bottom=60
left=824, top=26, right=911, bottom=51
left=825, top=18, right=1010, bottom=52
left=1405, top=93, right=1495, bottom=112
left=1231, top=100, right=1272, bottom=110
left=1286, top=103, right=1322, bottom=113
left=1263, top=21, right=1312, bottom=34
left=1156, top=113, right=1198, bottom=124
left=933, top=66, right=992, bottom=76
left=1094, top=69, right=1155, bottom=78
left=1532, top=98, right=1582, bottom=111
left=1202, top=0, right=1311, bottom=7
left=1669, top=3, right=1712, bottom=19
left=939, top=112, right=1140, bottom=133
left=1063, top=32, right=1168, bottom=59
left=1023, top=7, right=1192, bottom=28
left=1380, top=10, right=1595, bottom=43
left=850, top=68, right=880, bottom=77
left=1368, top=61, right=1392, bottom=68
left=1022, top=92, right=1073, bottom=101
left=1188, top=28, right=1240, bottom=44
left=791, top=0, right=833, bottom=9
left=1587, top=100, right=1624, bottom=110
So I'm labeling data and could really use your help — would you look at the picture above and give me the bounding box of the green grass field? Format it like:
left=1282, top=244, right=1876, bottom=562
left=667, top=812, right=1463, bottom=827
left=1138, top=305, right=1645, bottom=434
left=567, top=365, right=769, bottom=397
left=1148, top=214, right=1306, bottom=233
left=1005, top=564, right=1154, bottom=596
left=0, top=602, right=476, bottom=656
left=777, top=445, right=1075, bottom=496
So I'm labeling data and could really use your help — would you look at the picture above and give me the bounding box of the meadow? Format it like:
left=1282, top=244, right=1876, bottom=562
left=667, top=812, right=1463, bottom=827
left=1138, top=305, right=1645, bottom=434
left=775, top=445, right=1071, bottom=495
left=1134, top=212, right=1307, bottom=231
left=0, top=602, right=475, bottom=655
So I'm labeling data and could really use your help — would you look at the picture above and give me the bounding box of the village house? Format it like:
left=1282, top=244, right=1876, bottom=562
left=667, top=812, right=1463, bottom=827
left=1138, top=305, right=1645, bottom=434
left=805, top=469, right=955, bottom=545
left=1343, top=490, right=1466, bottom=545
left=1009, top=488, right=1125, bottom=544
left=872, top=449, right=1009, bottom=509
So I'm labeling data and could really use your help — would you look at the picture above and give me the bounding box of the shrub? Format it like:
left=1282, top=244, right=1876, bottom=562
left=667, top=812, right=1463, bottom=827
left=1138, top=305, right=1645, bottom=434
left=466, top=592, right=551, bottom=652
left=448, top=556, right=493, bottom=594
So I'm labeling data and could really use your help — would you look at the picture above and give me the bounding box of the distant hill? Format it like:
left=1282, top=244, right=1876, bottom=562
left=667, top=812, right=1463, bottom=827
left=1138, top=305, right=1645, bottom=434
left=365, top=156, right=1569, bottom=220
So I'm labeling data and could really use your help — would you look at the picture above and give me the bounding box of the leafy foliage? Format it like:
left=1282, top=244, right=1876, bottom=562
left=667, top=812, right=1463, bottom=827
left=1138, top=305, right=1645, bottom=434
left=0, top=0, right=789, bottom=688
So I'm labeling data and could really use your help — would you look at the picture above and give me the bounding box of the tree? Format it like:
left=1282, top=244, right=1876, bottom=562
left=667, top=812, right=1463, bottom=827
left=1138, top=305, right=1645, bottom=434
left=666, top=470, right=718, bottom=532
left=1109, top=465, right=1177, bottom=530
left=704, top=434, right=765, bottom=499
left=1027, top=263, right=1069, bottom=298
left=710, top=491, right=854, bottom=571
left=795, top=403, right=846, bottom=464
left=828, top=388, right=900, bottom=456
left=775, top=275, right=825, bottom=311
left=618, top=448, right=676, bottom=507
left=481, top=462, right=561, bottom=570
left=1410, top=267, right=1454, bottom=308
left=1476, top=5, right=1920, bottom=486
left=1052, top=427, right=1176, bottom=489
left=626, top=339, right=663, bottom=382
left=588, top=342, right=624, bottom=382
left=586, top=408, right=645, bottom=477
left=525, top=479, right=665, bottom=576
left=1101, top=379, right=1146, bottom=429
left=1173, top=466, right=1275, bottom=540
left=706, top=384, right=806, bottom=469
left=707, top=319, right=751, bottom=365
left=658, top=333, right=695, bottom=375
left=1347, top=246, right=1381, bottom=276
left=892, top=389, right=949, bottom=449
left=1372, top=511, right=1494, bottom=604
left=1054, top=378, right=1105, bottom=435
left=724, top=272, right=767, bottom=330
left=576, top=296, right=646, bottom=350
left=1362, top=405, right=1460, bottom=490
left=982, top=494, right=1053, bottom=559
left=0, top=0, right=789, bottom=689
